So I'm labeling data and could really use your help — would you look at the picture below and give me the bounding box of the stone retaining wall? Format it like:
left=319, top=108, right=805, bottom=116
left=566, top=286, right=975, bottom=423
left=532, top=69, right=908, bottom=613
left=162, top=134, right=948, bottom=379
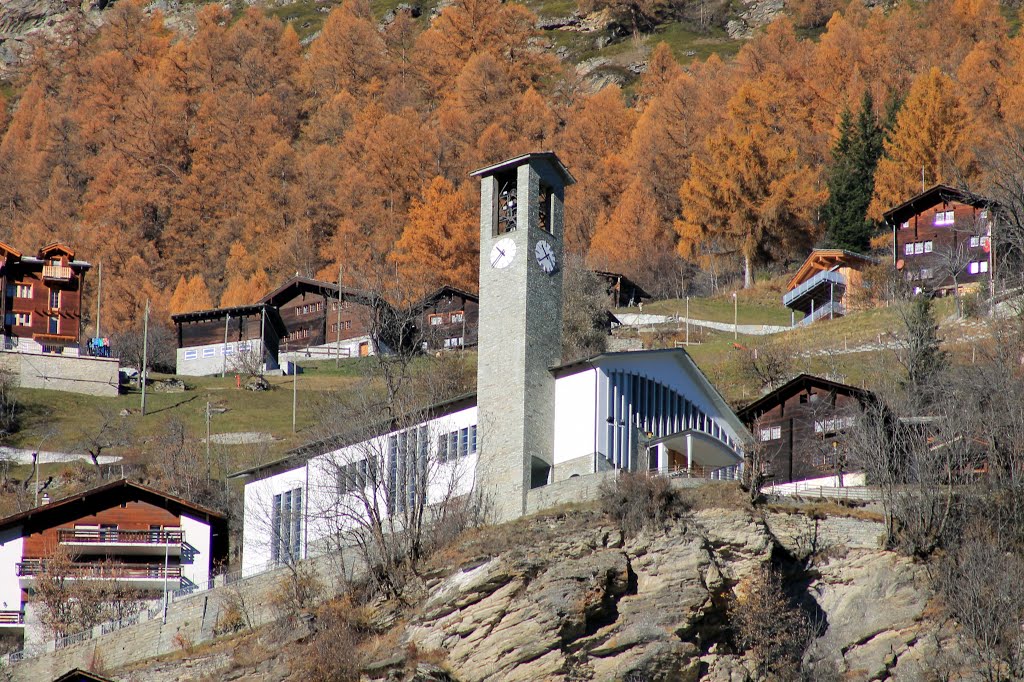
left=0, top=351, right=120, bottom=397
left=764, top=512, right=886, bottom=557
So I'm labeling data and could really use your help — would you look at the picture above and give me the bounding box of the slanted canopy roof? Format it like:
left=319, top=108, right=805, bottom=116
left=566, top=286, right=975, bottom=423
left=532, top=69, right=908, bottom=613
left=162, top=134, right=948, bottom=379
left=787, top=249, right=877, bottom=291
left=651, top=429, right=743, bottom=468
left=470, top=152, right=576, bottom=185
left=882, top=184, right=993, bottom=226
left=52, top=669, right=116, bottom=682
left=170, top=303, right=287, bottom=337
left=737, top=373, right=876, bottom=423
left=39, top=242, right=75, bottom=259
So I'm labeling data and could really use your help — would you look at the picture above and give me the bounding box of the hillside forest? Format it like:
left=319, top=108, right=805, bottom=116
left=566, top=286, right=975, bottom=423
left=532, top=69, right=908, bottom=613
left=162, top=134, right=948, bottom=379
left=0, top=0, right=1019, bottom=330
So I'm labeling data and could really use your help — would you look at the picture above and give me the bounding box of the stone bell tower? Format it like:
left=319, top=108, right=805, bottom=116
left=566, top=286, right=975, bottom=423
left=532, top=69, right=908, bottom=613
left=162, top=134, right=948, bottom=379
left=470, top=152, right=575, bottom=522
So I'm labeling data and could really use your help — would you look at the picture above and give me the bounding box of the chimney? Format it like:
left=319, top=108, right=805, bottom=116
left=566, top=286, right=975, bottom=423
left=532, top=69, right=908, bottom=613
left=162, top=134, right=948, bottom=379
left=41, top=493, right=50, bottom=505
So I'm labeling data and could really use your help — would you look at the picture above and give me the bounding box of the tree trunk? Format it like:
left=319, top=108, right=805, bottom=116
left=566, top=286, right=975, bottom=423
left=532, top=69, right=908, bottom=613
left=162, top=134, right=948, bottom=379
left=744, top=252, right=754, bottom=289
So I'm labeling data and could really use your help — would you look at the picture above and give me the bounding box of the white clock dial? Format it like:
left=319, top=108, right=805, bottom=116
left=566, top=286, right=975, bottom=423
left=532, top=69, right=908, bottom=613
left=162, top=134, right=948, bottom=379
left=535, top=239, right=557, bottom=274
left=490, top=237, right=517, bottom=269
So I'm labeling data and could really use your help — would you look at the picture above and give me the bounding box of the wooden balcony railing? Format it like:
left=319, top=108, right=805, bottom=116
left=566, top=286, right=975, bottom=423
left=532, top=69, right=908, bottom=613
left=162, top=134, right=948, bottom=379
left=16, top=560, right=182, bottom=581
left=42, top=265, right=72, bottom=281
left=0, top=610, right=23, bottom=625
left=58, top=528, right=184, bottom=546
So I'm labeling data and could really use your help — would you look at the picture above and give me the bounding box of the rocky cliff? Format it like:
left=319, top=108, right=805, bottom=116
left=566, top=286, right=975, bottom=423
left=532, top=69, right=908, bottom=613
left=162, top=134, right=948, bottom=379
left=94, top=500, right=956, bottom=682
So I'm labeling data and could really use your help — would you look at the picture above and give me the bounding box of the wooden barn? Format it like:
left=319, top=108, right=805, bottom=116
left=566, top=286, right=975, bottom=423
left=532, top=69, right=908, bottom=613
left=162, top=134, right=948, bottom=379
left=171, top=304, right=285, bottom=376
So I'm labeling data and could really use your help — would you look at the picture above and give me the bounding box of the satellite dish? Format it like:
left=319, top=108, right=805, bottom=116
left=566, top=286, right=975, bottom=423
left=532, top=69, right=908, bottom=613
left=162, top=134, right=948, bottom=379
left=896, top=259, right=905, bottom=270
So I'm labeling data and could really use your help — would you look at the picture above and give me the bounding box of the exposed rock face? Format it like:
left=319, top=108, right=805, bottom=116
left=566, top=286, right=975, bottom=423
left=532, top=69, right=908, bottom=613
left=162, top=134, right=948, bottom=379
left=396, top=509, right=941, bottom=682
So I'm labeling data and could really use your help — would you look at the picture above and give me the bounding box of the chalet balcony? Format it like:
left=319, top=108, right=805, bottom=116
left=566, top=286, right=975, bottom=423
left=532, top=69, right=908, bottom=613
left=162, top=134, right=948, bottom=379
left=0, top=610, right=24, bottom=629
left=58, top=528, right=184, bottom=556
left=42, top=265, right=73, bottom=281
left=17, top=560, right=182, bottom=590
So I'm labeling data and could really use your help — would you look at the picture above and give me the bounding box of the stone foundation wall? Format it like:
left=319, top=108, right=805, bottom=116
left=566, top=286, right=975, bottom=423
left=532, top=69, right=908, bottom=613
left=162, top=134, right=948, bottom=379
left=525, top=469, right=619, bottom=514
left=6, top=352, right=119, bottom=397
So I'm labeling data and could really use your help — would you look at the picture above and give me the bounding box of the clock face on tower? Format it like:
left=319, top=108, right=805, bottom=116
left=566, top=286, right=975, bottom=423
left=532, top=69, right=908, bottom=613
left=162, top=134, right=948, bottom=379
left=535, top=240, right=557, bottom=274
left=490, top=237, right=517, bottom=269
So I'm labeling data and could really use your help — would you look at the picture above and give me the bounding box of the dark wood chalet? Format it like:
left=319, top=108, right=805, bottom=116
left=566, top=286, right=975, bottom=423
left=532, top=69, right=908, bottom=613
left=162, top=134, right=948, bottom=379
left=413, top=286, right=479, bottom=351
left=0, top=480, right=228, bottom=643
left=883, top=185, right=996, bottom=294
left=0, top=241, right=90, bottom=355
left=593, top=271, right=651, bottom=308
left=171, top=304, right=285, bottom=376
left=258, top=277, right=381, bottom=358
left=737, top=374, right=877, bottom=485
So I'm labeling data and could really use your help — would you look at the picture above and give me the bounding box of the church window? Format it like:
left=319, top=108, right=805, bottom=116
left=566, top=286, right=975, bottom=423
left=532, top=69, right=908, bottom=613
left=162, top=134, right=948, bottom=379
left=271, top=488, right=302, bottom=564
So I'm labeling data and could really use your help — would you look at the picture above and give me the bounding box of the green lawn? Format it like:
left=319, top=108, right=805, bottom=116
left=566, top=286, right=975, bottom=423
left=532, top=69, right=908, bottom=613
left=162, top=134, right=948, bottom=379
left=651, top=23, right=745, bottom=63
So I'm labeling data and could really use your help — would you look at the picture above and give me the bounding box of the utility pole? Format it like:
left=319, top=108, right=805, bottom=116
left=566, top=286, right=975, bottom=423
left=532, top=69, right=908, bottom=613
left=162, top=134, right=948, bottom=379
left=222, top=314, right=230, bottom=377
left=685, top=296, right=689, bottom=346
left=141, top=299, right=150, bottom=416
left=336, top=263, right=343, bottom=368
left=292, top=365, right=297, bottom=433
left=733, top=292, right=738, bottom=340
left=259, top=306, right=266, bottom=374
left=95, top=260, right=102, bottom=339
left=205, top=400, right=212, bottom=480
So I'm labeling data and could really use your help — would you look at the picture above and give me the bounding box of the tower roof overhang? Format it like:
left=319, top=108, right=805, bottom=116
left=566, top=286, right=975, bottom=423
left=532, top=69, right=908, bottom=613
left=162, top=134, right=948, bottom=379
left=470, top=152, right=576, bottom=186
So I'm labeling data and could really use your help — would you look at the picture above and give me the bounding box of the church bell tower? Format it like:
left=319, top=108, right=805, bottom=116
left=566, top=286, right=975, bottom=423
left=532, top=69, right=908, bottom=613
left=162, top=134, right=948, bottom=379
left=471, top=152, right=575, bottom=522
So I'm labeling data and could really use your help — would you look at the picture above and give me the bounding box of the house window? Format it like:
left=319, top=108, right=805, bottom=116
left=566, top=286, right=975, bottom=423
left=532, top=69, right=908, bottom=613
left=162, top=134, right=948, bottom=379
left=10, top=313, right=30, bottom=327
left=935, top=210, right=955, bottom=226
left=450, top=311, right=464, bottom=324
left=968, top=261, right=990, bottom=275
left=814, top=416, right=856, bottom=434
left=202, top=347, right=216, bottom=358
left=271, top=488, right=303, bottom=564
left=331, top=323, right=338, bottom=333
left=904, top=243, right=913, bottom=256
left=184, top=349, right=198, bottom=360
left=14, top=284, right=31, bottom=298
left=346, top=320, right=352, bottom=330
left=338, top=459, right=369, bottom=494
left=924, top=241, right=933, bottom=253
left=921, top=268, right=934, bottom=279
left=969, top=236, right=981, bottom=248
left=759, top=425, right=781, bottom=441
left=914, top=242, right=924, bottom=255
left=48, top=316, right=58, bottom=334
left=437, top=424, right=478, bottom=462
left=49, top=289, right=60, bottom=309
left=444, top=337, right=464, bottom=348
left=429, top=315, right=443, bottom=326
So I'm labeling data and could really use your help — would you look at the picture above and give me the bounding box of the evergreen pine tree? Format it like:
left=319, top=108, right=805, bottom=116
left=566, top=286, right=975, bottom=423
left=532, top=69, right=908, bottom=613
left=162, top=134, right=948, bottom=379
left=823, top=92, right=885, bottom=252
left=900, top=295, right=947, bottom=401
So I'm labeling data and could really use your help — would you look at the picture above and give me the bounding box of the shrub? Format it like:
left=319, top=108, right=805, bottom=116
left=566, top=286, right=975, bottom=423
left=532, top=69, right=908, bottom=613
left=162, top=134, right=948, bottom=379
left=599, top=472, right=686, bottom=536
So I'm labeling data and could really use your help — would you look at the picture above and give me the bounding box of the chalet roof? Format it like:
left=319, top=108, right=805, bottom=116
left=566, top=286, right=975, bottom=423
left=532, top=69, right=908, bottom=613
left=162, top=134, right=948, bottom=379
left=170, top=303, right=287, bottom=337
left=0, top=242, right=22, bottom=259
left=882, top=184, right=994, bottom=226
left=0, top=479, right=226, bottom=535
left=411, top=285, right=479, bottom=313
left=470, top=152, right=576, bottom=185
left=52, top=668, right=117, bottom=682
left=228, top=392, right=479, bottom=481
left=786, top=249, right=878, bottom=291
left=258, top=276, right=377, bottom=309
left=591, top=270, right=652, bottom=300
left=39, top=242, right=75, bottom=259
left=736, top=373, right=876, bottom=423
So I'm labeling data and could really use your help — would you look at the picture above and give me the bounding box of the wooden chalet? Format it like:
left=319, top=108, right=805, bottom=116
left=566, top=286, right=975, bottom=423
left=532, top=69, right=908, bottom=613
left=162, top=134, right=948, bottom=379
left=258, top=276, right=381, bottom=358
left=413, top=286, right=479, bottom=351
left=883, top=185, right=996, bottom=293
left=0, top=242, right=91, bottom=355
left=783, top=250, right=876, bottom=326
left=171, top=304, right=285, bottom=376
left=737, top=374, right=877, bottom=485
left=0, top=480, right=228, bottom=646
left=593, top=270, right=651, bottom=308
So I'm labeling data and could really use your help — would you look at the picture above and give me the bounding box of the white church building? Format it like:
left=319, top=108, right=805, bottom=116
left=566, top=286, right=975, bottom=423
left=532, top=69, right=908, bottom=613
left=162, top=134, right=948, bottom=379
left=232, top=152, right=751, bottom=575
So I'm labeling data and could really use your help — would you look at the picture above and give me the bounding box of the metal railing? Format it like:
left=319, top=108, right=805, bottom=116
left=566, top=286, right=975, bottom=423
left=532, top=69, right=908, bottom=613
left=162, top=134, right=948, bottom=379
left=17, top=560, right=182, bottom=581
left=58, top=528, right=183, bottom=546
left=783, top=269, right=845, bottom=308
left=798, top=301, right=846, bottom=326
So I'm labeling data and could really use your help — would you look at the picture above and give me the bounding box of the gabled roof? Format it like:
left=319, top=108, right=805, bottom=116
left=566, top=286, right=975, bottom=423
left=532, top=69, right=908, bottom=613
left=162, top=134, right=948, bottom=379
left=52, top=668, right=117, bottom=682
left=411, top=285, right=479, bottom=314
left=228, top=392, right=478, bottom=481
left=736, top=374, right=876, bottom=423
left=0, top=241, right=22, bottom=259
left=39, top=242, right=75, bottom=259
left=0, top=479, right=226, bottom=535
left=882, top=184, right=994, bottom=226
left=591, top=270, right=652, bottom=300
left=258, top=276, right=377, bottom=309
left=787, top=249, right=877, bottom=291
left=170, top=303, right=287, bottom=337
left=470, top=152, right=576, bottom=185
